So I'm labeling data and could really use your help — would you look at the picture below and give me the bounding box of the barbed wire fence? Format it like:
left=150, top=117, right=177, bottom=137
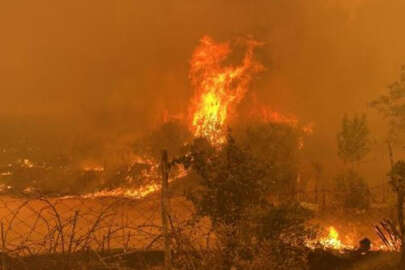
left=0, top=189, right=171, bottom=269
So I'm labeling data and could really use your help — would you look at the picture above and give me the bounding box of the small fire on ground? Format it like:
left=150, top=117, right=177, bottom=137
left=306, top=226, right=352, bottom=251
left=319, top=226, right=354, bottom=250
left=307, top=226, right=387, bottom=252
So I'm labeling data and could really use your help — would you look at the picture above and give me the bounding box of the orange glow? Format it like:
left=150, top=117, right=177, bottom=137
left=189, top=36, right=264, bottom=144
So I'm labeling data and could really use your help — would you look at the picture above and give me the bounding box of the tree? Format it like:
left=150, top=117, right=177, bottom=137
left=181, top=132, right=312, bottom=269
left=337, top=114, right=370, bottom=166
left=371, top=67, right=405, bottom=268
left=235, top=122, right=302, bottom=200
left=333, top=169, right=370, bottom=211
left=186, top=134, right=268, bottom=227
left=370, top=65, right=405, bottom=144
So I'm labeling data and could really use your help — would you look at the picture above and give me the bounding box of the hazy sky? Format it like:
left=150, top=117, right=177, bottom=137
left=1, top=0, right=405, bottom=178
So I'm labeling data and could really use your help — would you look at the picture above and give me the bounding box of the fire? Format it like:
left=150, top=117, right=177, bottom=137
left=320, top=227, right=343, bottom=249
left=80, top=184, right=160, bottom=199
left=315, top=226, right=354, bottom=251
left=306, top=226, right=355, bottom=251
left=249, top=101, right=315, bottom=135
left=65, top=161, right=188, bottom=200
left=189, top=35, right=264, bottom=144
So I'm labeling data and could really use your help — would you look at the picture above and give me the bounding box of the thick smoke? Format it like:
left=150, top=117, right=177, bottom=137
left=1, top=0, right=405, bottom=181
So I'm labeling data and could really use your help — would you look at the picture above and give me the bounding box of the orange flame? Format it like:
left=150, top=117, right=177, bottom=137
left=306, top=226, right=354, bottom=251
left=320, top=227, right=346, bottom=250
left=189, top=36, right=264, bottom=144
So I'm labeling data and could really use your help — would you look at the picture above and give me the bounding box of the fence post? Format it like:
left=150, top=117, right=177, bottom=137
left=1, top=222, right=6, bottom=270
left=161, top=149, right=171, bottom=270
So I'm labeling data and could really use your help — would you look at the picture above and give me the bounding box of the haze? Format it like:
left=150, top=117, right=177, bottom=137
left=1, top=0, right=405, bottom=182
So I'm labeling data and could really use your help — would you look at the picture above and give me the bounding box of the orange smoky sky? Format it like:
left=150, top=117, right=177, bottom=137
left=1, top=0, right=405, bottom=179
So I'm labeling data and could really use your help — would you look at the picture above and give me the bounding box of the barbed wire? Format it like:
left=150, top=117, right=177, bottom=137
left=0, top=190, right=170, bottom=259
left=0, top=178, right=396, bottom=260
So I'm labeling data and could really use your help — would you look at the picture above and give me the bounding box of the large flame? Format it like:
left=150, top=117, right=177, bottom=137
left=189, top=36, right=264, bottom=144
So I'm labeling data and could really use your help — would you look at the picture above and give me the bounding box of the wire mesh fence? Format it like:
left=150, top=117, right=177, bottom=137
left=0, top=191, right=168, bottom=257
left=0, top=182, right=394, bottom=253
left=0, top=174, right=396, bottom=270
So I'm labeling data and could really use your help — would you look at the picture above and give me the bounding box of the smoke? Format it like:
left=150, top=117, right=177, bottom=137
left=1, top=0, right=405, bottom=179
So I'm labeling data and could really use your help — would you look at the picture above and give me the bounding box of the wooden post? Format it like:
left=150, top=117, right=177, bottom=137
left=1, top=222, right=6, bottom=270
left=161, top=150, right=171, bottom=270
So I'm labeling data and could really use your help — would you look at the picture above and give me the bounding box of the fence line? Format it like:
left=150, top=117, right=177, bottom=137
left=0, top=160, right=397, bottom=269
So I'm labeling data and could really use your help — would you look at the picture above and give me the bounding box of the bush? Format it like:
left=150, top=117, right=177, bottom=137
left=178, top=133, right=313, bottom=269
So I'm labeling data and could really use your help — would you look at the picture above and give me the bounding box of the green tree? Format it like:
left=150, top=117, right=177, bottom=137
left=337, top=114, right=370, bottom=166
